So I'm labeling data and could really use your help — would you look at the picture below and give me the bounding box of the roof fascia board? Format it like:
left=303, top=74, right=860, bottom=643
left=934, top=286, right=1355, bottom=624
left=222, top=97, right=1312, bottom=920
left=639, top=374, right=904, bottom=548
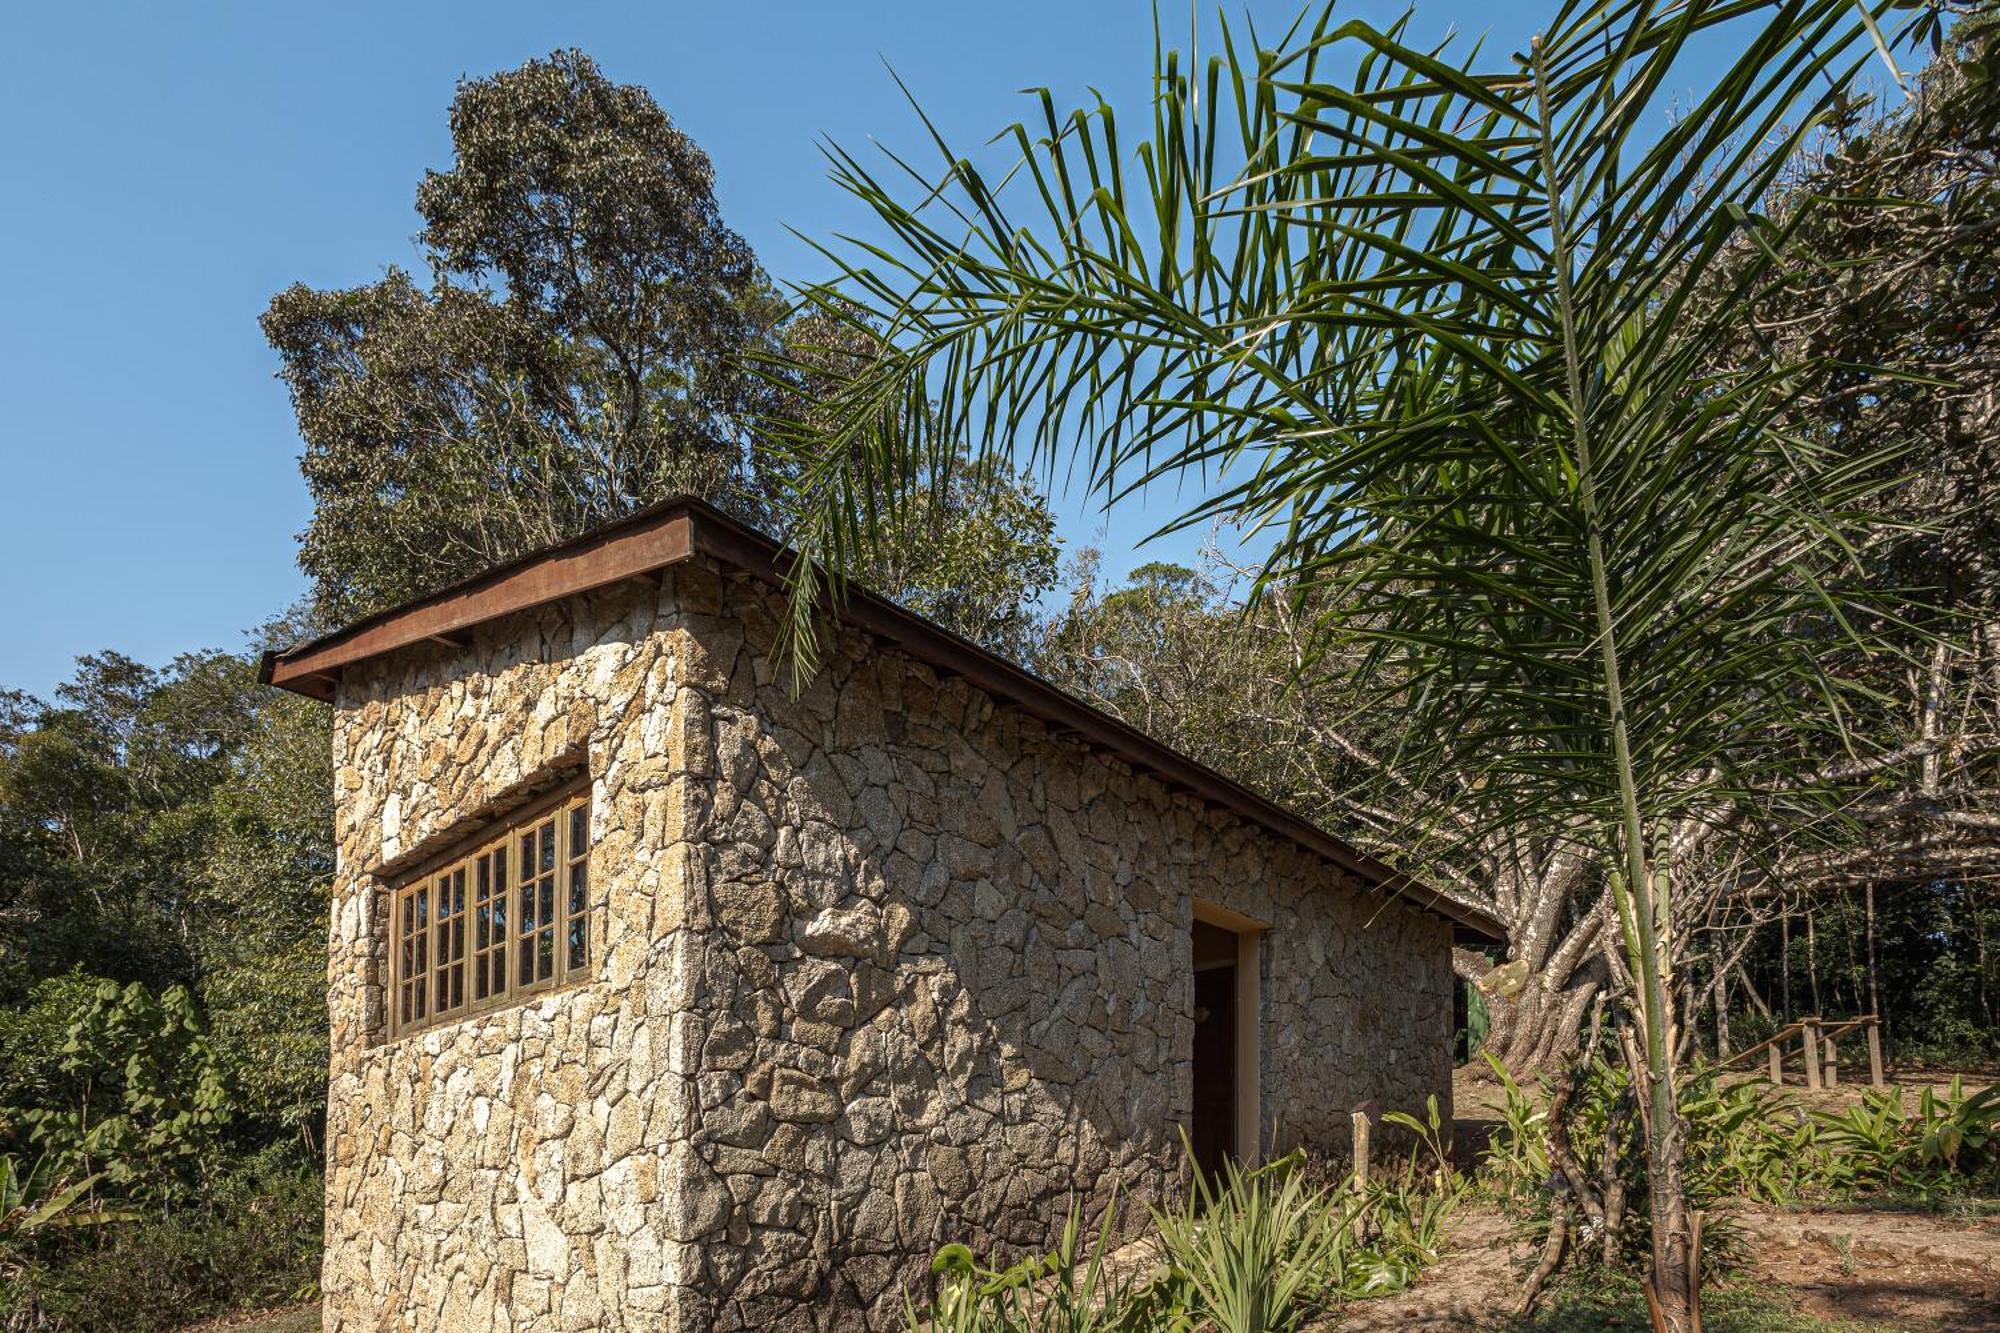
left=261, top=498, right=1506, bottom=944
left=262, top=508, right=696, bottom=697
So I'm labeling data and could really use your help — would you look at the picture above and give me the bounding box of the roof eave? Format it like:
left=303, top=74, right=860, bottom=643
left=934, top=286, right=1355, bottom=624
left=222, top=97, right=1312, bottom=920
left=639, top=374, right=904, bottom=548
left=262, top=497, right=1507, bottom=947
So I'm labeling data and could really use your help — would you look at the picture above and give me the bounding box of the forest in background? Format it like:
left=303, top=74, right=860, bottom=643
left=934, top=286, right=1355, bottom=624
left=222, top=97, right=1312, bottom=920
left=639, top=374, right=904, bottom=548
left=2, top=12, right=1996, bottom=1328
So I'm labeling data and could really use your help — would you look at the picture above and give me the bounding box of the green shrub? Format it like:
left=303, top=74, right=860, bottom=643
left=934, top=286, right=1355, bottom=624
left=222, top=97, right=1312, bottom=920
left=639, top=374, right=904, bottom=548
left=3, top=1152, right=320, bottom=1333
left=9, top=980, right=234, bottom=1215
left=1480, top=1054, right=2000, bottom=1284
left=919, top=1202, right=1154, bottom=1333
left=0, top=1151, right=135, bottom=1295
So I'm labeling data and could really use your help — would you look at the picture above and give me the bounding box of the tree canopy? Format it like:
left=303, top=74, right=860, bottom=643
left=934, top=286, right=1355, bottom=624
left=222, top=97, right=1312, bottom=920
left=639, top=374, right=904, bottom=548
left=264, top=50, right=783, bottom=621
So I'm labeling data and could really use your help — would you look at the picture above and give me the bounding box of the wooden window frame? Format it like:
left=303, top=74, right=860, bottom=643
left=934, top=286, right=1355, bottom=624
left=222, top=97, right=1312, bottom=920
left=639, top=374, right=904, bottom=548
left=388, top=778, right=594, bottom=1041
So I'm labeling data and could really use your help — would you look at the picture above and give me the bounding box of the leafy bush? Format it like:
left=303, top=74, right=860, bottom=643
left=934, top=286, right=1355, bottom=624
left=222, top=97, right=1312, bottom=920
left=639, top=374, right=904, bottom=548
left=1482, top=1054, right=2000, bottom=1273
left=920, top=1203, right=1151, bottom=1333
left=0, top=974, right=107, bottom=1115
left=1150, top=1152, right=1364, bottom=1329
left=2, top=1151, right=320, bottom=1333
left=7, top=980, right=234, bottom=1214
left=1814, top=1078, right=2000, bottom=1199
left=0, top=1153, right=133, bottom=1289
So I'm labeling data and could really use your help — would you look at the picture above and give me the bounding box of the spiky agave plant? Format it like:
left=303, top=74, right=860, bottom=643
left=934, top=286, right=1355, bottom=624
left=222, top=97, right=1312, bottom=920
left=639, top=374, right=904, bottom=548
left=772, top=3, right=1924, bottom=1327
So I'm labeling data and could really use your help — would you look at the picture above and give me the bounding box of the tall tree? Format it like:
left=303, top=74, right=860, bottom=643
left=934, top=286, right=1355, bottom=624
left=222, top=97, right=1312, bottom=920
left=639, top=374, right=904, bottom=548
left=0, top=644, right=333, bottom=1147
left=265, top=50, right=1063, bottom=654
left=768, top=4, right=1928, bottom=1325
left=265, top=49, right=782, bottom=621
left=1731, top=5, right=2000, bottom=894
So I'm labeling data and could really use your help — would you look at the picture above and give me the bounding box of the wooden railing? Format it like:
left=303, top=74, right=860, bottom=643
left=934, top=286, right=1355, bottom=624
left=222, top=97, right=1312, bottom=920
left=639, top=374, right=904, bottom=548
left=1718, top=1014, right=1884, bottom=1090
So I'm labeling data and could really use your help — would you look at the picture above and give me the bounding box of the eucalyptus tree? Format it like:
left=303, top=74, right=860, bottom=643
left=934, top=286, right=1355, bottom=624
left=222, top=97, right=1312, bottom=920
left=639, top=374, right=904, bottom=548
left=770, top=3, right=1922, bottom=1324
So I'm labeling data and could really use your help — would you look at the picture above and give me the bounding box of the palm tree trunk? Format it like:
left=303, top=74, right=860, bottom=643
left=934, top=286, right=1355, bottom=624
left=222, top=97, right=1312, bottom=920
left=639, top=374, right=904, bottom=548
left=1532, top=33, right=1697, bottom=1327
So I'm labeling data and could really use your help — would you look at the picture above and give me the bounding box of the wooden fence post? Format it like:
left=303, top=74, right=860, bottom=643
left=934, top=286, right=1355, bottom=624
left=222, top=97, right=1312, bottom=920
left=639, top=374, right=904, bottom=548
left=1350, top=1110, right=1371, bottom=1193
left=1802, top=1019, right=1822, bottom=1091
left=1823, top=1033, right=1839, bottom=1088
left=1867, top=1019, right=1885, bottom=1088
left=1768, top=1040, right=1784, bottom=1087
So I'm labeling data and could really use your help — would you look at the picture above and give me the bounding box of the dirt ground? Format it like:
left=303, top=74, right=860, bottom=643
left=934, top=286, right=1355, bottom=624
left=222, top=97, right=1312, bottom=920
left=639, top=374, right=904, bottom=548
left=1342, top=1066, right=2000, bottom=1331
left=1322, top=1201, right=2000, bottom=1331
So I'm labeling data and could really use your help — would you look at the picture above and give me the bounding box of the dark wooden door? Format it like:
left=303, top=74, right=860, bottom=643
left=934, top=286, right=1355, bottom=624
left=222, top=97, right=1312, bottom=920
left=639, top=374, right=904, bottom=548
left=1191, top=963, right=1237, bottom=1183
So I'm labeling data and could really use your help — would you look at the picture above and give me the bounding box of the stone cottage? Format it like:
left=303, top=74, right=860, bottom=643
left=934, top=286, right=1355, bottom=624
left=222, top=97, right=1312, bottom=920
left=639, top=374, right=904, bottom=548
left=261, top=496, right=1503, bottom=1332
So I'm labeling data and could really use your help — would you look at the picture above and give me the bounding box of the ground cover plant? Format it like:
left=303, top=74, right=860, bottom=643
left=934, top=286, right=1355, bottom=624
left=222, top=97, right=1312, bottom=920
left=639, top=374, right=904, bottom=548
left=1477, top=1048, right=2000, bottom=1315
left=910, top=1110, right=1467, bottom=1333
left=1, top=1, right=1994, bottom=1328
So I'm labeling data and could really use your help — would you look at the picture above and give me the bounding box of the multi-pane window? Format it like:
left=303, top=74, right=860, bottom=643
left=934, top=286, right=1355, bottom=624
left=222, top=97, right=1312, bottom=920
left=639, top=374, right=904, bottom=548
left=390, top=785, right=592, bottom=1039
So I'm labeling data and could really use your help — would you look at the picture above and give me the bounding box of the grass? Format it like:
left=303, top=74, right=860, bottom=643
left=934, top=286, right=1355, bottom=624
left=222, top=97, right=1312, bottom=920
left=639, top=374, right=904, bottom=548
left=172, top=1304, right=319, bottom=1333
left=1525, top=1273, right=1897, bottom=1332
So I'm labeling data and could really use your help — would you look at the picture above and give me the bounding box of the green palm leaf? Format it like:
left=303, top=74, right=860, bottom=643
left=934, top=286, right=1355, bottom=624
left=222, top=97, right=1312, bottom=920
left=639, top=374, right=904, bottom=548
left=769, top=4, right=1928, bottom=1325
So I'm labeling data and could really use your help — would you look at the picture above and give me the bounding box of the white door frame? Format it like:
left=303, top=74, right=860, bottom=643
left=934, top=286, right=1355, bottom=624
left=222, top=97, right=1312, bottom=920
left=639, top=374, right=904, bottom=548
left=1192, top=899, right=1266, bottom=1166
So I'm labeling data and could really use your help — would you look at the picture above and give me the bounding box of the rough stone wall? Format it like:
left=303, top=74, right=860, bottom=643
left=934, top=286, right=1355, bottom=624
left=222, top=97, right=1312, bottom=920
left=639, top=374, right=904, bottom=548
left=672, top=564, right=1454, bottom=1329
left=319, top=558, right=1453, bottom=1333
left=323, top=577, right=719, bottom=1332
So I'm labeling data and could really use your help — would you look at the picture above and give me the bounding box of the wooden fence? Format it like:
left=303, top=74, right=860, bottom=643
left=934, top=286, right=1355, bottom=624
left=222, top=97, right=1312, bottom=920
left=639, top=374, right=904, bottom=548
left=1717, top=1014, right=1884, bottom=1090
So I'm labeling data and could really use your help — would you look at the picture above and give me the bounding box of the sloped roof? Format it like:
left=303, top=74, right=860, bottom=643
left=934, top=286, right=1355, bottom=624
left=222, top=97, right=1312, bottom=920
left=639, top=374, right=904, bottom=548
left=261, top=496, right=1504, bottom=944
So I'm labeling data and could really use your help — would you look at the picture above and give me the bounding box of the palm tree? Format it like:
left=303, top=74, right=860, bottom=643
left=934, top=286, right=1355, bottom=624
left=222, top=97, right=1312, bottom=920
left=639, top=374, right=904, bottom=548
left=771, top=2, right=1919, bottom=1326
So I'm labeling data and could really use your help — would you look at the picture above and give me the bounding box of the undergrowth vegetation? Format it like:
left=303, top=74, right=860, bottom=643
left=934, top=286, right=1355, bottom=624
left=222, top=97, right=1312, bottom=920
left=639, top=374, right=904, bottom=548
left=1, top=1152, right=321, bottom=1333
left=1484, top=1057, right=2000, bottom=1218
left=1479, top=1049, right=2000, bottom=1307
left=0, top=984, right=322, bottom=1332
left=908, top=1067, right=2000, bottom=1332
left=909, top=1106, right=1466, bottom=1332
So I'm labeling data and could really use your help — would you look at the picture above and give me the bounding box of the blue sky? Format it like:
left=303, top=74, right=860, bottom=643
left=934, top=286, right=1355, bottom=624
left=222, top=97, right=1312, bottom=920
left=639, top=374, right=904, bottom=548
left=0, top=1, right=1616, bottom=699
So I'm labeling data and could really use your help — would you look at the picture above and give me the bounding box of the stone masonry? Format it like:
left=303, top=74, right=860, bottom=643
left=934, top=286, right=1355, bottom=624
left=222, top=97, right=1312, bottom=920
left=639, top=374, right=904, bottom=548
left=320, top=557, right=1455, bottom=1332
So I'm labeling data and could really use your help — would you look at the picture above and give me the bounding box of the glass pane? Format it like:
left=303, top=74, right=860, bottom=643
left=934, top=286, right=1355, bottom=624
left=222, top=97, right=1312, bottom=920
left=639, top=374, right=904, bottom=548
left=539, top=825, right=556, bottom=875
left=413, top=975, right=426, bottom=1019
left=538, top=879, right=554, bottom=935
left=569, top=805, right=586, bottom=857
left=415, top=885, right=429, bottom=927
left=490, top=951, right=507, bottom=996
left=452, top=915, right=464, bottom=962
left=519, top=936, right=535, bottom=987
left=452, top=868, right=466, bottom=915
left=567, top=917, right=587, bottom=971
left=477, top=855, right=489, bottom=902
left=475, top=903, right=490, bottom=952
left=400, top=983, right=412, bottom=1025
left=537, top=927, right=554, bottom=979
left=569, top=862, right=586, bottom=918
left=401, top=894, right=413, bottom=935
left=449, top=963, right=463, bottom=1010
left=493, top=846, right=508, bottom=894
left=491, top=888, right=506, bottom=937
left=519, top=881, right=536, bottom=932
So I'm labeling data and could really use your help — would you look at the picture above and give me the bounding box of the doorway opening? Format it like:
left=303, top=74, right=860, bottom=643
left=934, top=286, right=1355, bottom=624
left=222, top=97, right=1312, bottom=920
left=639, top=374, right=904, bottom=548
left=1189, top=904, right=1263, bottom=1181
